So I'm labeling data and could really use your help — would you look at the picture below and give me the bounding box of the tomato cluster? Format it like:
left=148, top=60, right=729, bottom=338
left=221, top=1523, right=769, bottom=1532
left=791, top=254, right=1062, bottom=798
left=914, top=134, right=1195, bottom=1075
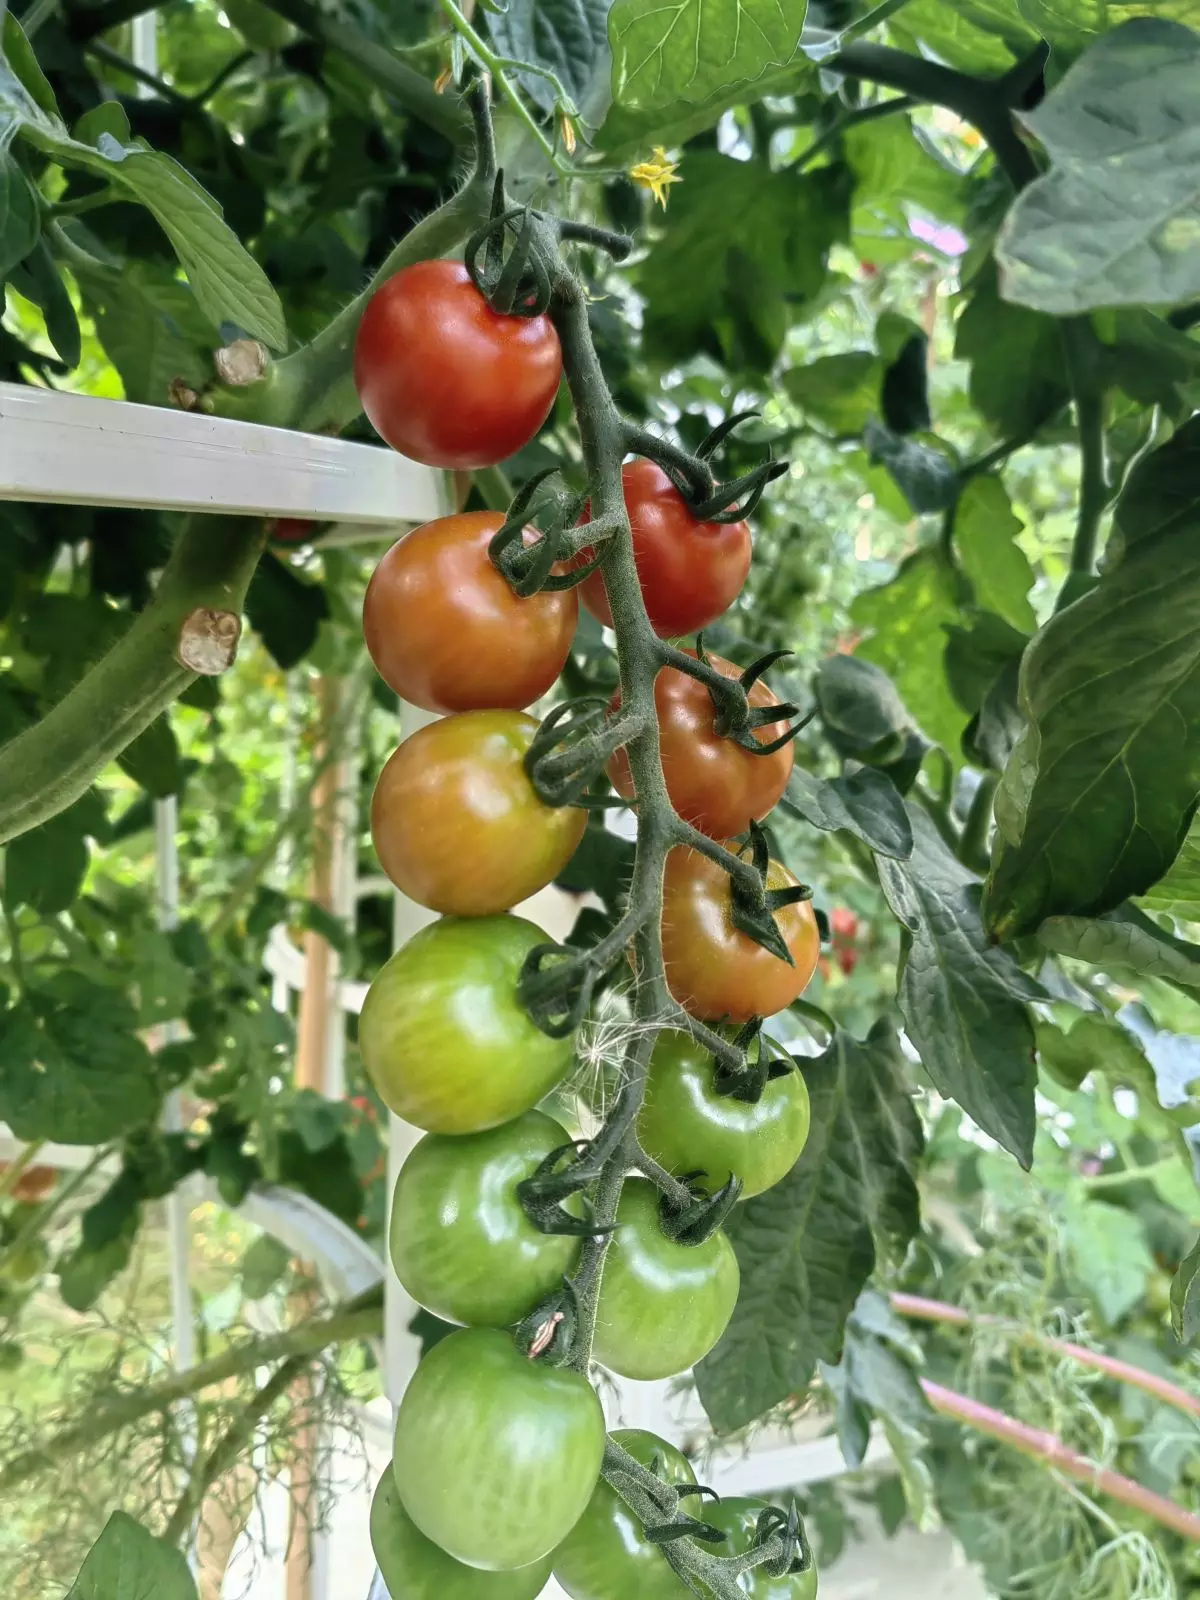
left=354, top=260, right=820, bottom=1596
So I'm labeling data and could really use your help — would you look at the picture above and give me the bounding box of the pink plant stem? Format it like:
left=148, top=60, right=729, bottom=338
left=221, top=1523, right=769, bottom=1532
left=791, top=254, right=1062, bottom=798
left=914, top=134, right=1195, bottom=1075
left=891, top=1292, right=1200, bottom=1421
left=920, top=1379, right=1200, bottom=1543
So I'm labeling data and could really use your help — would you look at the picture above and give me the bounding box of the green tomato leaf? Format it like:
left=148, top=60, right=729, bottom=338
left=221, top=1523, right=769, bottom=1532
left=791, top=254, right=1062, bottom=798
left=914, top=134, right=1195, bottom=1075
left=1172, top=1235, right=1200, bottom=1343
left=997, top=20, right=1200, bottom=314
left=784, top=766, right=913, bottom=860
left=783, top=351, right=881, bottom=436
left=66, top=1513, right=197, bottom=1600
left=954, top=261, right=1068, bottom=438
left=889, top=0, right=1035, bottom=72
left=815, top=654, right=915, bottom=764
left=72, top=257, right=219, bottom=406
left=0, top=147, right=39, bottom=279
left=0, top=974, right=158, bottom=1143
left=610, top=0, right=808, bottom=112
left=598, top=56, right=813, bottom=161
left=3, top=803, right=90, bottom=914
left=877, top=805, right=1041, bottom=1167
left=1038, top=905, right=1200, bottom=993
left=851, top=549, right=967, bottom=755
left=694, top=1021, right=922, bottom=1433
left=1062, top=1191, right=1155, bottom=1326
left=117, top=715, right=181, bottom=798
left=3, top=12, right=60, bottom=120
left=983, top=418, right=1200, bottom=941
left=863, top=420, right=959, bottom=516
left=240, top=1234, right=293, bottom=1300
left=1140, top=815, right=1200, bottom=918
left=953, top=476, right=1036, bottom=633
left=245, top=553, right=331, bottom=669
left=490, top=0, right=612, bottom=114
left=9, top=237, right=81, bottom=368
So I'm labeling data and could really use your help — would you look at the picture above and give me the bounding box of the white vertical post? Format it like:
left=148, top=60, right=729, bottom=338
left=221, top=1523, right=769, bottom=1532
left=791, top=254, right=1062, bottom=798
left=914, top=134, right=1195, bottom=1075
left=130, top=12, right=158, bottom=88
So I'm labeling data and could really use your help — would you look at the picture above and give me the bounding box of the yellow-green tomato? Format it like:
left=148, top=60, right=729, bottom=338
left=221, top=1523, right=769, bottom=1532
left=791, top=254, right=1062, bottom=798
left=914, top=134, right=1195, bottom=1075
left=370, top=1468, right=552, bottom=1599
left=393, top=1327, right=606, bottom=1571
left=390, top=1109, right=582, bottom=1328
left=555, top=1429, right=697, bottom=1600
left=591, top=1179, right=739, bottom=1381
left=637, top=1031, right=811, bottom=1199
left=359, top=915, right=574, bottom=1134
left=702, top=1498, right=819, bottom=1599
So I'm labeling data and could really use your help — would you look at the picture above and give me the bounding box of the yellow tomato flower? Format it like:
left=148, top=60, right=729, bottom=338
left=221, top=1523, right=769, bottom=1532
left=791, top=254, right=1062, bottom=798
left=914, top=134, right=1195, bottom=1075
left=630, top=146, right=681, bottom=207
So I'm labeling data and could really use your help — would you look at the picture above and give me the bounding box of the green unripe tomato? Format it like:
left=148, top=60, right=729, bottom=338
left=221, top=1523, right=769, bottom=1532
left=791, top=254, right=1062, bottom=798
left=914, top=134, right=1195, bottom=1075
left=702, top=1498, right=819, bottom=1598
left=370, top=1467, right=552, bottom=1598
left=393, top=1327, right=606, bottom=1571
left=390, top=1109, right=582, bottom=1328
left=359, top=915, right=575, bottom=1134
left=591, top=1178, right=739, bottom=1381
left=637, top=1031, right=811, bottom=1200
left=555, top=1428, right=697, bottom=1600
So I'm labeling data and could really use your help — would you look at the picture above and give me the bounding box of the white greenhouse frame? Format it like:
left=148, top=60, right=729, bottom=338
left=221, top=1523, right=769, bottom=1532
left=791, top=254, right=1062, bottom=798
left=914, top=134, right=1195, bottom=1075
left=0, top=15, right=889, bottom=1576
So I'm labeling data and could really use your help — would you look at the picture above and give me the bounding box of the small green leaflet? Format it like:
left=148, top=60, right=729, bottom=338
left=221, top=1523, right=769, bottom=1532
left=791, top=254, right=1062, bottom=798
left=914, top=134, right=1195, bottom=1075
left=610, top=0, right=808, bottom=112
left=953, top=476, right=1036, bottom=634
left=877, top=805, right=1041, bottom=1167
left=0, top=146, right=38, bottom=278
left=1062, top=1191, right=1155, bottom=1326
left=983, top=418, right=1200, bottom=941
left=784, top=766, right=913, bottom=860
left=1038, top=906, right=1200, bottom=994
left=694, top=1022, right=922, bottom=1432
left=998, top=19, right=1200, bottom=314
left=1173, top=1235, right=1200, bottom=1342
left=67, top=1513, right=197, bottom=1600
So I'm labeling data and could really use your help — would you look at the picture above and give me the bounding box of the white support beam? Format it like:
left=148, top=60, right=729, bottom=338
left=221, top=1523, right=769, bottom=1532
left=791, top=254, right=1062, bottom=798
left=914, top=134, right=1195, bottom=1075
left=0, top=383, right=444, bottom=526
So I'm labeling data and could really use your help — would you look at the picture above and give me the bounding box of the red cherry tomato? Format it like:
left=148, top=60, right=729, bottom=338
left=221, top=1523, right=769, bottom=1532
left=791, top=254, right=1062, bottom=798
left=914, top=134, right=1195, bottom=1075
left=363, top=513, right=577, bottom=714
left=370, top=710, right=586, bottom=916
left=353, top=260, right=563, bottom=469
left=830, top=905, right=860, bottom=976
left=267, top=517, right=318, bottom=544
left=9, top=1166, right=56, bottom=1204
left=660, top=844, right=820, bottom=1022
left=579, top=461, right=751, bottom=638
left=607, top=650, right=793, bottom=837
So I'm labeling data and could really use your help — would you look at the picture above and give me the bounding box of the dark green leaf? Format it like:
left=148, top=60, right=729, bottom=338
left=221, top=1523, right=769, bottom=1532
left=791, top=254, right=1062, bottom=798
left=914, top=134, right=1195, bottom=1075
left=10, top=237, right=80, bottom=367
left=877, top=806, right=1041, bottom=1166
left=278, top=1130, right=363, bottom=1223
left=1097, top=309, right=1200, bottom=413
left=1038, top=905, right=1200, bottom=994
left=784, top=766, right=913, bottom=859
left=953, top=476, right=1036, bottom=633
left=966, top=658, right=1025, bottom=773
left=3, top=805, right=89, bottom=913
left=694, top=1021, right=922, bottom=1432
left=944, top=610, right=1028, bottom=719
left=609, top=0, right=809, bottom=111
left=954, top=260, right=1067, bottom=438
left=0, top=148, right=39, bottom=278
left=850, top=549, right=966, bottom=754
left=984, top=418, right=1200, bottom=941
left=997, top=20, right=1200, bottom=314
left=3, top=13, right=60, bottom=119
left=246, top=554, right=330, bottom=669
left=863, top=420, right=958, bottom=516
left=1172, top=1235, right=1200, bottom=1343
left=240, top=1234, right=292, bottom=1300
left=292, top=1088, right=348, bottom=1152
left=880, top=332, right=930, bottom=435
left=58, top=1201, right=140, bottom=1311
left=555, top=815, right=635, bottom=912
left=815, top=653, right=914, bottom=763
left=490, top=0, right=612, bottom=114
left=117, top=715, right=181, bottom=797
left=0, top=975, right=158, bottom=1143
left=408, top=1306, right=457, bottom=1357
left=66, top=1513, right=197, bottom=1600
left=784, top=350, right=880, bottom=435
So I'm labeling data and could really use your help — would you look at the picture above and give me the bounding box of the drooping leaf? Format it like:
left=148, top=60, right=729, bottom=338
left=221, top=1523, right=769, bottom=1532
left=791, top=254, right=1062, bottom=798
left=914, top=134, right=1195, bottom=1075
left=944, top=610, right=1028, bottom=719
left=0, top=974, right=158, bottom=1143
left=997, top=20, right=1200, bottom=314
left=694, top=1021, right=922, bottom=1432
left=1173, top=1235, right=1200, bottom=1342
left=815, top=654, right=914, bottom=763
left=983, top=418, right=1200, bottom=941
left=952, top=476, right=1036, bottom=633
left=117, top=715, right=181, bottom=797
left=0, top=146, right=39, bottom=278
left=245, top=553, right=331, bottom=669
left=862, top=420, right=959, bottom=516
left=851, top=549, right=967, bottom=754
left=880, top=332, right=931, bottom=435
left=877, top=806, right=1041, bottom=1166
left=1038, top=906, right=1200, bottom=994
left=66, top=1513, right=197, bottom=1600
left=490, top=0, right=613, bottom=114
left=609, top=0, right=808, bottom=112
left=9, top=237, right=81, bottom=367
left=783, top=766, right=913, bottom=859
left=954, top=260, right=1068, bottom=438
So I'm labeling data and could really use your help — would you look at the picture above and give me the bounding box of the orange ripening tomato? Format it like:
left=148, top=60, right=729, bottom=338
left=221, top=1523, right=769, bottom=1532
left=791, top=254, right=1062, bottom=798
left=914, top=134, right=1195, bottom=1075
left=607, top=650, right=793, bottom=837
left=371, top=710, right=586, bottom=916
left=353, top=260, right=562, bottom=469
left=660, top=845, right=819, bottom=1022
left=362, top=513, right=577, bottom=714
left=9, top=1166, right=57, bottom=1204
left=578, top=461, right=751, bottom=638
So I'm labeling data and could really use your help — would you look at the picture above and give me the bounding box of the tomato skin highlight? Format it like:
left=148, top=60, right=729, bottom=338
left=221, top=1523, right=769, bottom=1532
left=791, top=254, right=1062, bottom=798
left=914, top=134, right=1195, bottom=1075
left=371, top=710, right=586, bottom=916
left=354, top=260, right=562, bottom=469
left=607, top=650, right=793, bottom=837
left=393, top=1326, right=606, bottom=1571
left=359, top=915, right=575, bottom=1134
left=637, top=1031, right=811, bottom=1200
left=579, top=461, right=751, bottom=638
left=555, top=1429, right=697, bottom=1600
left=591, top=1178, right=739, bottom=1381
left=700, top=1498, right=819, bottom=1599
left=370, top=1469, right=553, bottom=1599
left=660, top=846, right=820, bottom=1023
left=390, top=1110, right=582, bottom=1328
left=363, top=513, right=577, bottom=713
